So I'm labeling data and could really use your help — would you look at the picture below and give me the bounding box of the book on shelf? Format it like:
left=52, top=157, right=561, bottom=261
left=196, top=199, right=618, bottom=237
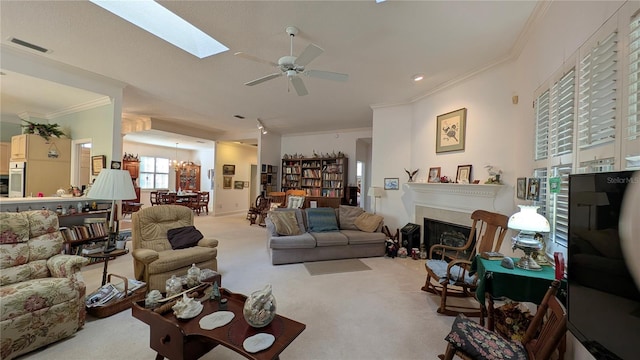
left=481, top=251, right=505, bottom=260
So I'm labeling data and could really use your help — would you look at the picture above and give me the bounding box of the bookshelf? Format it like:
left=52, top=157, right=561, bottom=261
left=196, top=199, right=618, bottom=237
left=281, top=159, right=301, bottom=191
left=58, top=210, right=110, bottom=261
left=261, top=164, right=278, bottom=196
left=281, top=156, right=348, bottom=200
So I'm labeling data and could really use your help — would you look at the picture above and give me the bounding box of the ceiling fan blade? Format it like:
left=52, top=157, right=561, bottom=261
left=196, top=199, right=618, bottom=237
left=295, top=44, right=324, bottom=66
left=245, top=73, right=282, bottom=86
left=290, top=76, right=308, bottom=96
left=234, top=52, right=278, bottom=67
left=305, top=70, right=349, bottom=82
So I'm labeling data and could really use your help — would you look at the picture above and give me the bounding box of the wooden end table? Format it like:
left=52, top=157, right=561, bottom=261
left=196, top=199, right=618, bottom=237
left=132, top=288, right=305, bottom=360
left=85, top=248, right=129, bottom=286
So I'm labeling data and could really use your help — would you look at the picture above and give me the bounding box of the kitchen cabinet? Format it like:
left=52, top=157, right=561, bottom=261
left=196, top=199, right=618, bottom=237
left=0, top=142, right=9, bottom=174
left=10, top=135, right=26, bottom=161
left=11, top=134, right=71, bottom=196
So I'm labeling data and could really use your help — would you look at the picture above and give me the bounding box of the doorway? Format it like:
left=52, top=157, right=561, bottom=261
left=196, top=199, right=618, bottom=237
left=71, top=138, right=91, bottom=190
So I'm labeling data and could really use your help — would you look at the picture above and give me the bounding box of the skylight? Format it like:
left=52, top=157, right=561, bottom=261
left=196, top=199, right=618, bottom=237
left=90, top=0, right=228, bottom=59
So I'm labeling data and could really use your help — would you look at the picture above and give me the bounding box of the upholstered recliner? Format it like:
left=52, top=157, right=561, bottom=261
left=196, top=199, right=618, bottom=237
left=131, top=205, right=218, bottom=292
left=0, top=210, right=89, bottom=360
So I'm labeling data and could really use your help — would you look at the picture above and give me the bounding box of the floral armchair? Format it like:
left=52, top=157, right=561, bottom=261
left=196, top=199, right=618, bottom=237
left=0, top=210, right=89, bottom=360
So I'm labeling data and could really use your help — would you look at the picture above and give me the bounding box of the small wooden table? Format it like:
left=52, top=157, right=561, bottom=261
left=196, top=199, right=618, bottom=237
left=85, top=249, right=129, bottom=286
left=132, top=288, right=305, bottom=360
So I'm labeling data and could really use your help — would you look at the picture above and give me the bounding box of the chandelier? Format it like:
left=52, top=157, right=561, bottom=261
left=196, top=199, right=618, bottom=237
left=172, top=143, right=186, bottom=172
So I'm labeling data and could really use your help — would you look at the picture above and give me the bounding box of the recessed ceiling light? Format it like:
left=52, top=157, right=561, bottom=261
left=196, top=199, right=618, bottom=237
left=412, top=74, right=425, bottom=82
left=89, top=0, right=228, bottom=59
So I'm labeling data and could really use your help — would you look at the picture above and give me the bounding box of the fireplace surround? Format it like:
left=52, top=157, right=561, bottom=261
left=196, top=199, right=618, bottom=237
left=405, top=182, right=511, bottom=247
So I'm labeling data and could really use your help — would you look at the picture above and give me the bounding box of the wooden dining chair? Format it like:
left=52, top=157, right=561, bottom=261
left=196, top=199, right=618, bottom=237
left=422, top=209, right=509, bottom=316
left=439, top=280, right=566, bottom=360
left=149, top=191, right=159, bottom=206
left=197, top=191, right=209, bottom=215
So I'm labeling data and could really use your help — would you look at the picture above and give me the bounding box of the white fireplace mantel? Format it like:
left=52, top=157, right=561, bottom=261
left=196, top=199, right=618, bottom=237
left=406, top=182, right=504, bottom=214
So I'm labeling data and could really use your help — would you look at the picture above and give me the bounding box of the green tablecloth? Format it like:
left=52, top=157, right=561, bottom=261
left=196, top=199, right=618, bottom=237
left=473, top=256, right=555, bottom=307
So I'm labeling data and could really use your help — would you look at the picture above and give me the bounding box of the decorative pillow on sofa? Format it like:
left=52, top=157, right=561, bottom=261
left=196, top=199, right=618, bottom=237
left=269, top=211, right=302, bottom=236
left=306, top=208, right=339, bottom=232
left=167, top=225, right=204, bottom=249
left=339, top=205, right=364, bottom=230
left=354, top=212, right=383, bottom=233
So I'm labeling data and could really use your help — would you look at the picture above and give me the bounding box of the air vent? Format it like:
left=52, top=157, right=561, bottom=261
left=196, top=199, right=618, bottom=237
left=233, top=115, right=245, bottom=119
left=10, top=37, right=50, bottom=53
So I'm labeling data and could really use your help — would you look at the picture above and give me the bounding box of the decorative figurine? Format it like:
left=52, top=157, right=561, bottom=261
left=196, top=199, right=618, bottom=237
left=211, top=281, right=220, bottom=301
left=404, top=168, right=419, bottom=182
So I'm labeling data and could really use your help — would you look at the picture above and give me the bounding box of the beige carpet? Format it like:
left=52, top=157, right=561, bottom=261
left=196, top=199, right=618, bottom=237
left=305, top=258, right=372, bottom=276
left=20, top=213, right=456, bottom=360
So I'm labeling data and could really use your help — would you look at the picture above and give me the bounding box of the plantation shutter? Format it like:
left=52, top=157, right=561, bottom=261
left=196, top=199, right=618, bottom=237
left=535, top=91, right=550, bottom=160
left=550, top=164, right=572, bottom=247
left=532, top=168, right=548, bottom=217
left=627, top=13, right=640, bottom=141
left=578, top=31, right=618, bottom=149
left=550, top=69, right=576, bottom=156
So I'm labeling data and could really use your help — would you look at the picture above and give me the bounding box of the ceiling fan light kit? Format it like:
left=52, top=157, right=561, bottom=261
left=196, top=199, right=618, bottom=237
left=235, top=26, right=348, bottom=96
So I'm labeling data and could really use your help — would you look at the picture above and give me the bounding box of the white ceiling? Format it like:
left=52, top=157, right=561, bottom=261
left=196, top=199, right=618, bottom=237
left=0, top=0, right=540, bottom=147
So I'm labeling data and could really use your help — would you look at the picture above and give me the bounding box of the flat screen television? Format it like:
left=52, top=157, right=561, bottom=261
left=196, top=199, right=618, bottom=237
left=568, top=171, right=640, bottom=360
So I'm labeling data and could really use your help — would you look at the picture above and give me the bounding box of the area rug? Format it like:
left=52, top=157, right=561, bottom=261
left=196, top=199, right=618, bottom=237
left=304, top=259, right=372, bottom=276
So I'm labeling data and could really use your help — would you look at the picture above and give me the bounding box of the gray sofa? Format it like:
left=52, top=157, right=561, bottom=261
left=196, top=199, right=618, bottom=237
left=266, top=206, right=387, bottom=265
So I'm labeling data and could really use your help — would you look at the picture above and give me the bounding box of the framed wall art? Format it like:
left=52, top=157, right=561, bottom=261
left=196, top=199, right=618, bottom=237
left=428, top=167, right=441, bottom=183
left=234, top=181, right=244, bottom=190
left=223, top=176, right=232, bottom=189
left=456, top=164, right=472, bottom=184
left=527, top=178, right=541, bottom=201
left=436, top=108, right=467, bottom=153
left=384, top=178, right=399, bottom=190
left=516, top=177, right=527, bottom=199
left=110, top=161, right=122, bottom=170
left=223, top=164, right=235, bottom=176
left=91, top=155, right=106, bottom=176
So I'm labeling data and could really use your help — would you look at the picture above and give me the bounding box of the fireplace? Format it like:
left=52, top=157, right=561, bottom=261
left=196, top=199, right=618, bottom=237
left=405, top=182, right=510, bottom=248
left=424, top=218, right=473, bottom=257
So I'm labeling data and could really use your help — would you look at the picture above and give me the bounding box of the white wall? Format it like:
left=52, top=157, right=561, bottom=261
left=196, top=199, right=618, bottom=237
left=214, top=142, right=257, bottom=216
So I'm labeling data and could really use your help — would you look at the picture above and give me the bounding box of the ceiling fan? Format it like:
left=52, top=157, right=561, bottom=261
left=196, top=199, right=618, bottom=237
left=234, top=26, right=348, bottom=96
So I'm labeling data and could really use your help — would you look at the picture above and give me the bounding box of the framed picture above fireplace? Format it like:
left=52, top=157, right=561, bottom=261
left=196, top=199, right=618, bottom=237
left=436, top=108, right=467, bottom=153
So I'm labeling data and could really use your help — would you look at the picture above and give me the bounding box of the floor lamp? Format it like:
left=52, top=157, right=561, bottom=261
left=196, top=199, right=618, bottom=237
left=368, top=186, right=383, bottom=214
left=87, top=169, right=136, bottom=252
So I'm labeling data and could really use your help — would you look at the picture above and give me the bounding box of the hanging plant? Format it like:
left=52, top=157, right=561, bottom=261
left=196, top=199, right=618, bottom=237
left=21, top=120, right=67, bottom=141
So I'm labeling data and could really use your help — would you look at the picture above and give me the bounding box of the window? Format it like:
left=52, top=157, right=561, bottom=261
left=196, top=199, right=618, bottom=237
left=548, top=164, right=571, bottom=247
left=534, top=90, right=550, bottom=160
left=550, top=69, right=575, bottom=157
left=139, top=156, right=170, bottom=189
left=578, top=31, right=618, bottom=149
left=628, top=13, right=640, bottom=142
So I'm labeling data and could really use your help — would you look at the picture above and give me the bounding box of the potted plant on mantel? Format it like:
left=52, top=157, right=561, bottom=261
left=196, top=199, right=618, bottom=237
left=21, top=120, right=68, bottom=141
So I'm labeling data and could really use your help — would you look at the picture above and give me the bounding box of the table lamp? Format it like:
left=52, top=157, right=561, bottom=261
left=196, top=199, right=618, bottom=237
left=87, top=169, right=136, bottom=252
left=368, top=186, right=383, bottom=214
left=508, top=205, right=550, bottom=271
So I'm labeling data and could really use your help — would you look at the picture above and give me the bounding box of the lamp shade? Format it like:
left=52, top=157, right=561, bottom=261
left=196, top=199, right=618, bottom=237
left=87, top=169, right=136, bottom=200
left=508, top=205, right=550, bottom=232
left=368, top=186, right=383, bottom=197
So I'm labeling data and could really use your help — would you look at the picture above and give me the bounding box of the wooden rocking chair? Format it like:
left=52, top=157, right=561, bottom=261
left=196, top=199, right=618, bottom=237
left=422, top=209, right=509, bottom=316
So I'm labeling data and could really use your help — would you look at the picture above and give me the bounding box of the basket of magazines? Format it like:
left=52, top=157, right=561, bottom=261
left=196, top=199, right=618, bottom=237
left=85, top=274, right=146, bottom=318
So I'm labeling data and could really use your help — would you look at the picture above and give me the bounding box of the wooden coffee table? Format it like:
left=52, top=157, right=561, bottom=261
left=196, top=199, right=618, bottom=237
left=131, top=288, right=305, bottom=360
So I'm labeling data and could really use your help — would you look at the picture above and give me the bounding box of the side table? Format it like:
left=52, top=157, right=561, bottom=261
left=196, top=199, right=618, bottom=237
left=85, top=249, right=129, bottom=286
